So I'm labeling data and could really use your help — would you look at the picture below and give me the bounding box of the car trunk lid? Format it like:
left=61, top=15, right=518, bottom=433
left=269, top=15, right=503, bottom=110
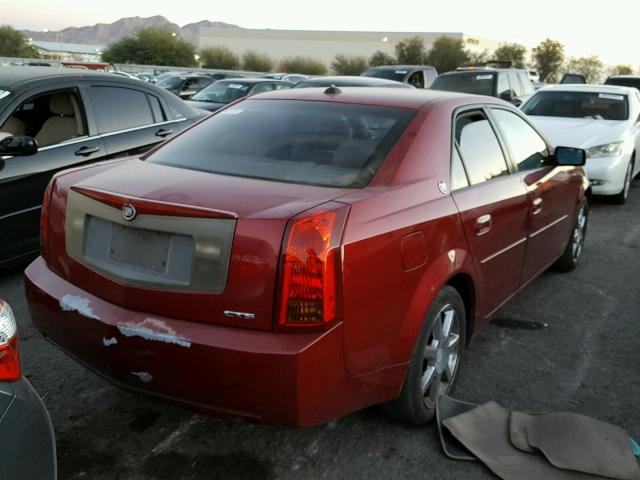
left=48, top=159, right=346, bottom=330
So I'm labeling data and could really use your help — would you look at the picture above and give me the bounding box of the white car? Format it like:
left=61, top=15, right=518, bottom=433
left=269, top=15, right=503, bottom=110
left=521, top=85, right=640, bottom=203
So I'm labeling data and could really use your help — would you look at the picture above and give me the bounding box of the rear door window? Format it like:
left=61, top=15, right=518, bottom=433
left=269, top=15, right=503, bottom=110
left=508, top=72, right=524, bottom=97
left=147, top=99, right=416, bottom=188
left=455, top=110, right=509, bottom=184
left=491, top=109, right=549, bottom=171
left=89, top=86, right=155, bottom=133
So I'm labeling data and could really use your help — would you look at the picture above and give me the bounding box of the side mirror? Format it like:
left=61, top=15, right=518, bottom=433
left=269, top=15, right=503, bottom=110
left=510, top=98, right=522, bottom=107
left=554, top=146, right=586, bottom=166
left=0, top=135, right=38, bottom=156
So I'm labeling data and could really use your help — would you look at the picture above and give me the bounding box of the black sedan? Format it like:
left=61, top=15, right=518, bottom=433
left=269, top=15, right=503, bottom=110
left=186, top=78, right=294, bottom=112
left=293, top=76, right=414, bottom=89
left=0, top=67, right=204, bottom=268
left=156, top=74, right=214, bottom=99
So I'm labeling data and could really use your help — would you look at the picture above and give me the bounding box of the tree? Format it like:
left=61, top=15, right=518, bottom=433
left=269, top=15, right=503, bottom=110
left=101, top=27, right=196, bottom=67
left=0, top=25, right=40, bottom=58
left=532, top=39, right=564, bottom=83
left=564, top=55, right=604, bottom=84
left=242, top=51, right=273, bottom=72
left=493, top=43, right=527, bottom=68
left=610, top=64, right=633, bottom=76
left=369, top=50, right=396, bottom=67
left=394, top=36, right=427, bottom=64
left=467, top=49, right=491, bottom=66
left=278, top=56, right=327, bottom=75
left=331, top=54, right=369, bottom=75
left=199, top=46, right=239, bottom=69
left=425, top=36, right=470, bottom=73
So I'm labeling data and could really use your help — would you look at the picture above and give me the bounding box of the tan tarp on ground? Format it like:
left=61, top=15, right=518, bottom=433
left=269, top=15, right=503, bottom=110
left=440, top=400, right=640, bottom=480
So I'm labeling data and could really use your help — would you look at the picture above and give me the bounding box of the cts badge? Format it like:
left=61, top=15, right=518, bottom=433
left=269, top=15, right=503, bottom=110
left=122, top=204, right=137, bottom=221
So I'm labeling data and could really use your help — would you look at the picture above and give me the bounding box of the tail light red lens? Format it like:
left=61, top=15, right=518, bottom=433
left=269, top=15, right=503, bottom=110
left=277, top=202, right=348, bottom=332
left=40, top=179, right=54, bottom=263
left=0, top=300, right=21, bottom=382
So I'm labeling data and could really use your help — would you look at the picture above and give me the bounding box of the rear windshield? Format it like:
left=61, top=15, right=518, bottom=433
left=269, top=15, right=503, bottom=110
left=522, top=91, right=629, bottom=120
left=363, top=68, right=407, bottom=82
left=604, top=77, right=640, bottom=90
left=191, top=82, right=251, bottom=104
left=147, top=99, right=415, bottom=188
left=431, top=73, right=495, bottom=96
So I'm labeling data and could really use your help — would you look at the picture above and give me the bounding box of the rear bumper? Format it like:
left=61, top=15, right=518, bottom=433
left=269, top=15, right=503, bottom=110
left=25, top=257, right=402, bottom=427
left=0, top=377, right=57, bottom=480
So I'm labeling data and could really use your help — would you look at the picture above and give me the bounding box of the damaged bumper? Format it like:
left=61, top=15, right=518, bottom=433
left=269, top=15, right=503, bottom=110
left=25, top=257, right=398, bottom=427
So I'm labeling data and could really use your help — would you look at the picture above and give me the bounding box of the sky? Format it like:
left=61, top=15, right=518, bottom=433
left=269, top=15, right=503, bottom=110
left=1, top=0, right=638, bottom=66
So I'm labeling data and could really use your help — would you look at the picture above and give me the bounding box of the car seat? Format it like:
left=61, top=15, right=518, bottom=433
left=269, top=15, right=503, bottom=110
left=35, top=93, right=82, bottom=146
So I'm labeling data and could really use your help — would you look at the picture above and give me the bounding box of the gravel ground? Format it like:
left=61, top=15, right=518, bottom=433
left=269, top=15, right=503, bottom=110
left=2, top=179, right=639, bottom=480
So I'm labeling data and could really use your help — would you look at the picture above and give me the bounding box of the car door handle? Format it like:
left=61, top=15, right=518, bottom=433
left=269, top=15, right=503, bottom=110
left=74, top=145, right=100, bottom=157
left=155, top=128, right=174, bottom=138
left=474, top=214, right=492, bottom=235
left=532, top=197, right=543, bottom=215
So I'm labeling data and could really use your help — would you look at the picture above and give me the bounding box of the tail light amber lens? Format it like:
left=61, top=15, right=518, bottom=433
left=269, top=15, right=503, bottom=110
left=0, top=300, right=21, bottom=382
left=277, top=202, right=348, bottom=332
left=40, top=179, right=54, bottom=263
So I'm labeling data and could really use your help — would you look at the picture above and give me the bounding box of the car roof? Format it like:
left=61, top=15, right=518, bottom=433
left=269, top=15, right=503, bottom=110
left=607, top=75, right=640, bottom=80
left=368, top=65, right=432, bottom=70
left=217, top=77, right=290, bottom=85
left=297, top=76, right=409, bottom=87
left=440, top=68, right=525, bottom=76
left=537, top=84, right=637, bottom=94
left=0, top=66, right=121, bottom=88
left=244, top=86, right=508, bottom=110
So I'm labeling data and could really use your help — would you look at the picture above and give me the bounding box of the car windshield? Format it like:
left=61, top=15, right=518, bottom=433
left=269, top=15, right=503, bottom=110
left=157, top=76, right=185, bottom=89
left=363, top=68, right=407, bottom=81
left=147, top=99, right=415, bottom=188
left=191, top=82, right=251, bottom=103
left=522, top=91, right=629, bottom=120
left=431, top=73, right=496, bottom=96
left=605, top=78, right=640, bottom=90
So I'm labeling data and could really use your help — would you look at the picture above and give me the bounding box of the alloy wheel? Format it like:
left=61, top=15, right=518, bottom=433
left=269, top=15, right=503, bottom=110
left=421, top=305, right=461, bottom=409
left=623, top=162, right=633, bottom=200
left=572, top=204, right=587, bottom=261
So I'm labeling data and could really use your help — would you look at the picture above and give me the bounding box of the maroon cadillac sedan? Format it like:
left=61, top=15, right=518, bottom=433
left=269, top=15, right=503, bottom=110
left=25, top=87, right=589, bottom=427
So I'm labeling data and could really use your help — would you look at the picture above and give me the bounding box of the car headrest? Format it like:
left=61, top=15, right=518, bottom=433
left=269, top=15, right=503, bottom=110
left=49, top=93, right=75, bottom=116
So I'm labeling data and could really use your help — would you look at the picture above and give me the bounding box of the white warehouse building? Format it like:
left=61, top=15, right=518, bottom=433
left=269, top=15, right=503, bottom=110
left=198, top=28, right=503, bottom=66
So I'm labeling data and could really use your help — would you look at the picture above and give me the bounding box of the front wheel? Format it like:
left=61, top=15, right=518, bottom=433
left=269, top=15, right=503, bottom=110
left=612, top=159, right=634, bottom=204
left=553, top=198, right=588, bottom=272
left=384, top=286, right=466, bottom=424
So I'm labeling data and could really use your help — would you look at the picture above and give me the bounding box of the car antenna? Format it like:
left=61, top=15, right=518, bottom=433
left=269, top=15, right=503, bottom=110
left=324, top=85, right=341, bottom=95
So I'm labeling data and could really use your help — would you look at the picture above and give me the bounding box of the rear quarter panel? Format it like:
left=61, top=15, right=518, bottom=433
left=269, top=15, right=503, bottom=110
left=340, top=100, right=479, bottom=376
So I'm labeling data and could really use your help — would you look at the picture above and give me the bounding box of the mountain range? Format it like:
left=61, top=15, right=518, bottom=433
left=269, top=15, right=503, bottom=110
left=22, top=15, right=239, bottom=46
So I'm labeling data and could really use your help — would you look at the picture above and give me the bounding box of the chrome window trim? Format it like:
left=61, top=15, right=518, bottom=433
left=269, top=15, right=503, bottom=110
left=0, top=204, right=41, bottom=221
left=36, top=118, right=187, bottom=152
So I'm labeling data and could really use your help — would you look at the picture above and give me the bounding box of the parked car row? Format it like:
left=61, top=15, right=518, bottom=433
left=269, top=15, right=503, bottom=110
left=0, top=60, right=636, bottom=479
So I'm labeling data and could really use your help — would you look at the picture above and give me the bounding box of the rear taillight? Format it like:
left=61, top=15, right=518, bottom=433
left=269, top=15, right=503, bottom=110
left=0, top=300, right=21, bottom=382
left=277, top=202, right=348, bottom=332
left=40, top=179, right=54, bottom=263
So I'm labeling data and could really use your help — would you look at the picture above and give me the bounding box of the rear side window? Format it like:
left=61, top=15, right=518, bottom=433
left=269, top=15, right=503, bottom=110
left=89, top=86, right=154, bottom=133
left=147, top=99, right=415, bottom=188
left=455, top=110, right=508, bottom=184
left=491, top=109, right=549, bottom=171
left=519, top=72, right=534, bottom=95
left=508, top=72, right=524, bottom=97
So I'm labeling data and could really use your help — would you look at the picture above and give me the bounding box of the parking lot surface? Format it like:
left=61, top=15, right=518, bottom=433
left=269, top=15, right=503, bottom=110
left=2, top=179, right=639, bottom=480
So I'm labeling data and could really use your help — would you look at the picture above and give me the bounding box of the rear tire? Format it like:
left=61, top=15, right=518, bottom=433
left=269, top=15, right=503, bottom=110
left=384, top=286, right=466, bottom=425
left=554, top=198, right=588, bottom=272
left=612, top=158, right=634, bottom=205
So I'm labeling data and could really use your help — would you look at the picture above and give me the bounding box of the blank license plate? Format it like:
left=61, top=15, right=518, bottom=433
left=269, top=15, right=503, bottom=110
left=109, top=223, right=171, bottom=273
